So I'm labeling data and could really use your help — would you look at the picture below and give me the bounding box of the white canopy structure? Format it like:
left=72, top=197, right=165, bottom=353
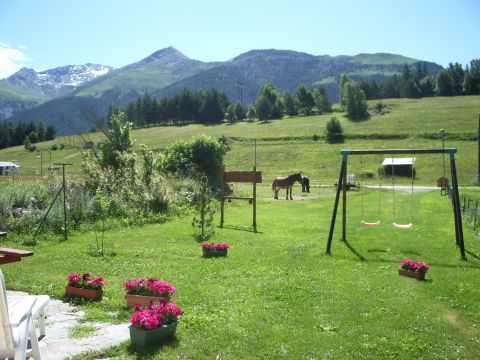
left=382, top=157, right=416, bottom=166
left=0, top=162, right=20, bottom=176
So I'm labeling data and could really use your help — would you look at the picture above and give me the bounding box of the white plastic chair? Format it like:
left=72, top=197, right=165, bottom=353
left=0, top=270, right=42, bottom=359
left=8, top=294, right=49, bottom=338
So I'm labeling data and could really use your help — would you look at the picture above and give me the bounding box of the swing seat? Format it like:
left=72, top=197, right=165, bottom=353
left=361, top=220, right=381, bottom=227
left=393, top=222, right=413, bottom=229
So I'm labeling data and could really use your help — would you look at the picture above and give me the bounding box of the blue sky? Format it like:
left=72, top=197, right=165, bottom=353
left=0, top=0, right=479, bottom=78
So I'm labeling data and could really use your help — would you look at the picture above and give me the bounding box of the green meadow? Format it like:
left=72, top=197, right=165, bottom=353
left=1, top=190, right=480, bottom=359
left=1, top=96, right=479, bottom=184
left=0, top=95, right=480, bottom=358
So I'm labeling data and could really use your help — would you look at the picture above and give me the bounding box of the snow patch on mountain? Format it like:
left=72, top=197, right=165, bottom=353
left=7, top=64, right=114, bottom=94
left=38, top=63, right=113, bottom=88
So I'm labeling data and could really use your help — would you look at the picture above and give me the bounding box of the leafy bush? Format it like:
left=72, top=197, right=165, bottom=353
left=325, top=116, right=344, bottom=143
left=360, top=170, right=375, bottom=179
left=159, top=135, right=228, bottom=187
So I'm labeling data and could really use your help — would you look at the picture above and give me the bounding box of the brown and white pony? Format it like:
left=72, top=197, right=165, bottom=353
left=272, top=173, right=303, bottom=200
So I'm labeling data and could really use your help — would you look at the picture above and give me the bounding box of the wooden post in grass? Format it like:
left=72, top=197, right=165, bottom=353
left=326, top=153, right=347, bottom=254
left=220, top=169, right=262, bottom=232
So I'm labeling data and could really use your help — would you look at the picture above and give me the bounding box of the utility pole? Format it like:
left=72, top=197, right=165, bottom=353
left=236, top=82, right=245, bottom=105
left=478, top=114, right=480, bottom=184
left=440, top=129, right=446, bottom=179
left=36, top=151, right=43, bottom=175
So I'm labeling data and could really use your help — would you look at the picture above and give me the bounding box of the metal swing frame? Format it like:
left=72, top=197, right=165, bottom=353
left=326, top=148, right=466, bottom=260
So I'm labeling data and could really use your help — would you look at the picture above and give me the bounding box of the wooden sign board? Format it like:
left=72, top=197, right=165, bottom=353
left=223, top=171, right=262, bottom=183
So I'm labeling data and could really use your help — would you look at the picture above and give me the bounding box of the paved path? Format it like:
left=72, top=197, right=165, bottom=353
left=366, top=185, right=438, bottom=192
left=8, top=290, right=130, bottom=359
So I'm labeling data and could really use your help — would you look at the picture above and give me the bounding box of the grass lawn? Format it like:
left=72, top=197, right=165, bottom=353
left=1, top=190, right=480, bottom=358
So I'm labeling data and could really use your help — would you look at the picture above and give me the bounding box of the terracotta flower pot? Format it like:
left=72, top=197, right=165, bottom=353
left=398, top=268, right=426, bottom=280
left=65, top=285, right=103, bottom=300
left=125, top=294, right=166, bottom=308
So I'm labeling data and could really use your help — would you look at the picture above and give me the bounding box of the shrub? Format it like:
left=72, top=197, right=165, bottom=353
left=159, top=135, right=228, bottom=187
left=360, top=170, right=375, bottom=179
left=325, top=116, right=344, bottom=143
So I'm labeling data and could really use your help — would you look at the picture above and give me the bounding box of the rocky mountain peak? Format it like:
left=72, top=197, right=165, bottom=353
left=138, top=47, right=190, bottom=65
left=5, top=63, right=113, bottom=95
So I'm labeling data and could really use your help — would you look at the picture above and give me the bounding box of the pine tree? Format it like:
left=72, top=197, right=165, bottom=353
left=246, top=104, right=256, bottom=120
left=225, top=104, right=236, bottom=123
left=37, top=120, right=46, bottom=142
left=192, top=175, right=215, bottom=241
left=345, top=82, right=368, bottom=119
left=283, top=90, right=298, bottom=116
left=339, top=73, right=350, bottom=110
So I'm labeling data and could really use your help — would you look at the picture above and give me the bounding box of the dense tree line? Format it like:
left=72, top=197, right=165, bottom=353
left=122, top=89, right=230, bottom=127
left=255, top=83, right=331, bottom=121
left=0, top=120, right=56, bottom=150
left=358, top=59, right=480, bottom=99
left=123, top=83, right=332, bottom=127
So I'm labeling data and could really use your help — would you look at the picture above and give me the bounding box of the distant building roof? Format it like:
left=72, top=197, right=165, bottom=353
left=0, top=161, right=20, bottom=168
left=382, top=157, right=416, bottom=166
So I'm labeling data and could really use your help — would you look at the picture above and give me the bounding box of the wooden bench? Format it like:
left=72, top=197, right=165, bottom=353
left=0, top=247, right=33, bottom=265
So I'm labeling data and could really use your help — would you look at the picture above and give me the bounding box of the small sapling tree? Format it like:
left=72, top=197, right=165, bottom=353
left=325, top=116, right=344, bottom=143
left=91, top=189, right=114, bottom=256
left=192, top=175, right=215, bottom=242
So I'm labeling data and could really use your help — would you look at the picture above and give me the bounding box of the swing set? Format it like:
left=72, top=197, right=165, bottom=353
left=326, top=148, right=466, bottom=259
left=359, top=156, right=415, bottom=228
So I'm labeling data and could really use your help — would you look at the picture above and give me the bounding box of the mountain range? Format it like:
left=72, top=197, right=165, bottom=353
left=0, top=47, right=442, bottom=135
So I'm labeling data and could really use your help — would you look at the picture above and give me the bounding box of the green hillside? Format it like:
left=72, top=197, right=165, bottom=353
left=6, top=49, right=443, bottom=135
left=1, top=96, right=480, bottom=359
left=1, top=96, right=478, bottom=185
left=351, top=53, right=418, bottom=65
left=0, top=80, right=48, bottom=118
left=76, top=48, right=214, bottom=99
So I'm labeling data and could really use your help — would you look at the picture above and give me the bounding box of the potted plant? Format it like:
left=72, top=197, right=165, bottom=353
left=124, top=278, right=176, bottom=308
left=399, top=259, right=430, bottom=280
left=129, top=301, right=183, bottom=347
left=66, top=273, right=105, bottom=300
left=200, top=242, right=229, bottom=257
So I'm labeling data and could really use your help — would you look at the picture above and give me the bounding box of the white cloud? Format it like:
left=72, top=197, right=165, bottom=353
left=0, top=43, right=29, bottom=79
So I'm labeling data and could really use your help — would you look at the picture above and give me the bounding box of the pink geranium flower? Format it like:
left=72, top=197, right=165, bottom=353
left=214, top=243, right=229, bottom=250
left=200, top=242, right=230, bottom=250
left=130, top=302, right=183, bottom=330
left=401, top=259, right=430, bottom=273
left=67, top=273, right=105, bottom=290
left=124, top=278, right=176, bottom=298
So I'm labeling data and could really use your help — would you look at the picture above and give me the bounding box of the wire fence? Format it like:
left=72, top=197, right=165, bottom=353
left=458, top=192, right=480, bottom=232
